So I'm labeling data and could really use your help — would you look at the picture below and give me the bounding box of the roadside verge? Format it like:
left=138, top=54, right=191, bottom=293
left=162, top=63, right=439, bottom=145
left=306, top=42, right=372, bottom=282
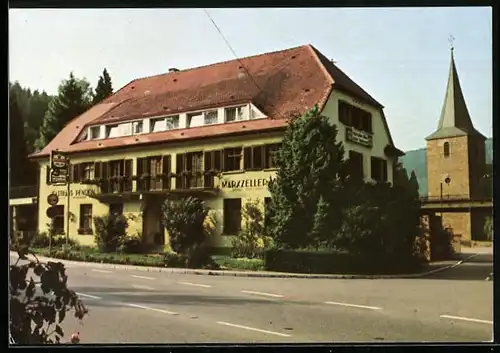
left=9, top=251, right=477, bottom=280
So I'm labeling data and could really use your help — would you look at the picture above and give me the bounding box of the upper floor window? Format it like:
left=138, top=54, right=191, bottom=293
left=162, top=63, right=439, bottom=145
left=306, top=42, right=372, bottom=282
left=133, top=121, right=143, bottom=134
left=166, top=116, right=179, bottom=130
left=106, top=124, right=119, bottom=138
left=223, top=147, right=242, bottom=171
left=225, top=106, right=245, bottom=122
left=151, top=118, right=166, bottom=132
left=204, top=110, right=218, bottom=125
left=347, top=150, right=364, bottom=181
left=90, top=126, right=100, bottom=139
left=338, top=101, right=372, bottom=133
left=187, top=113, right=204, bottom=128
left=443, top=142, right=450, bottom=158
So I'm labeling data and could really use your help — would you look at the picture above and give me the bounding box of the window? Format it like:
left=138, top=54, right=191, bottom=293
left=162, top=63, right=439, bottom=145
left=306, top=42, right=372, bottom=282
left=187, top=113, right=204, bottom=128
left=106, top=124, right=120, bottom=138
left=166, top=116, right=179, bottom=130
left=443, top=142, right=450, bottom=158
left=204, top=150, right=223, bottom=188
left=133, top=121, right=143, bottom=134
left=109, top=203, right=123, bottom=215
left=52, top=205, right=64, bottom=234
left=175, top=152, right=203, bottom=189
left=223, top=147, right=242, bottom=171
left=72, top=163, right=95, bottom=183
left=338, top=101, right=372, bottom=133
left=225, top=106, right=245, bottom=122
left=244, top=146, right=264, bottom=170
left=149, top=156, right=163, bottom=190
left=79, top=204, right=93, bottom=233
left=347, top=151, right=364, bottom=181
left=151, top=118, right=166, bottom=132
left=264, top=144, right=281, bottom=169
left=223, top=198, right=242, bottom=235
left=90, top=126, right=100, bottom=139
left=370, top=157, right=388, bottom=182
left=119, top=123, right=132, bottom=136
left=204, top=110, right=218, bottom=125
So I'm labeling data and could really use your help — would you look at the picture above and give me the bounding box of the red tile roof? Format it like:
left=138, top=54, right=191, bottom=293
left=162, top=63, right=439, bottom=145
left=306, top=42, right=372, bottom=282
left=30, top=44, right=387, bottom=159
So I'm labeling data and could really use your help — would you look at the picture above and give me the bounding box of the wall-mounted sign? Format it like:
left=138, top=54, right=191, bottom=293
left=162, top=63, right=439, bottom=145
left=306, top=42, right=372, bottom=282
left=50, top=150, right=70, bottom=184
left=51, top=189, right=97, bottom=198
left=346, top=126, right=373, bottom=148
left=221, top=177, right=276, bottom=189
left=47, top=193, right=59, bottom=206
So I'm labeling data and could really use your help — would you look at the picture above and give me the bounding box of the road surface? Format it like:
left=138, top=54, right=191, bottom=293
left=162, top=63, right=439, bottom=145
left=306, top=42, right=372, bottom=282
left=10, top=252, right=493, bottom=344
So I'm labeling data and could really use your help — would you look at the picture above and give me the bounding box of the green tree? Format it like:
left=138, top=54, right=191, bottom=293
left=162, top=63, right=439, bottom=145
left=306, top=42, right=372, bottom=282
left=35, top=73, right=93, bottom=151
left=92, top=68, right=113, bottom=105
left=9, top=94, right=36, bottom=186
left=268, top=106, right=347, bottom=249
left=9, top=82, right=53, bottom=154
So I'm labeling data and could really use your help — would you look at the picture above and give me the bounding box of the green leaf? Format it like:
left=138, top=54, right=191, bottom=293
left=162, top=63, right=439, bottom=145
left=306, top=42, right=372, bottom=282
left=55, top=325, right=64, bottom=337
left=26, top=278, right=36, bottom=299
left=58, top=309, right=66, bottom=323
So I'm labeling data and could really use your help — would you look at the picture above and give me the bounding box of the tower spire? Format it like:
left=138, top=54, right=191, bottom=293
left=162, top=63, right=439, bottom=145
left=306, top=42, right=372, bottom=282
left=425, top=36, right=484, bottom=141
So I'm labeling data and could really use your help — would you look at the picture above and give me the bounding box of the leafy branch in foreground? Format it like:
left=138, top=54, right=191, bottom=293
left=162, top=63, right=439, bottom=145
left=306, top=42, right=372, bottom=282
left=9, top=247, right=88, bottom=344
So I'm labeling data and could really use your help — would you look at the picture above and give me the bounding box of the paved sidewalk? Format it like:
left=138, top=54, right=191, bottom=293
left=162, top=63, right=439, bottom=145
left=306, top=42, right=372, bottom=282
left=10, top=251, right=463, bottom=280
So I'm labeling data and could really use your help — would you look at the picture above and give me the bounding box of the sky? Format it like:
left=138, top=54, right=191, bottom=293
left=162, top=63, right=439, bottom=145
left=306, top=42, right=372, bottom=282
left=9, top=7, right=492, bottom=151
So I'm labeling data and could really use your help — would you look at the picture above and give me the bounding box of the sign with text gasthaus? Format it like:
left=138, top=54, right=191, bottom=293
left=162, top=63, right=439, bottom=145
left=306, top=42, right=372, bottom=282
left=50, top=150, right=69, bottom=184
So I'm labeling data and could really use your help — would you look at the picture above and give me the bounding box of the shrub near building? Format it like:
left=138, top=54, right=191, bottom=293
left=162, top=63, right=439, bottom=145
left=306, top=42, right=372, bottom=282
left=265, top=107, right=426, bottom=274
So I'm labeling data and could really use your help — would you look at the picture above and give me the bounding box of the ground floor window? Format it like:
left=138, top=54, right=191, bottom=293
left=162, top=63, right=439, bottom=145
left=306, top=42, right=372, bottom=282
left=109, top=203, right=124, bottom=215
left=370, top=156, right=388, bottom=182
left=347, top=150, right=364, bottom=181
left=52, top=205, right=65, bottom=234
left=223, top=198, right=242, bottom=235
left=79, top=204, right=93, bottom=234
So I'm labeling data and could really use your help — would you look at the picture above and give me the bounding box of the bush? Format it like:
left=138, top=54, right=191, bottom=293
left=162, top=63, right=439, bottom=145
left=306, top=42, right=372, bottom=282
left=431, top=227, right=455, bottom=261
left=162, top=197, right=210, bottom=255
left=119, top=236, right=143, bottom=254
left=93, top=214, right=129, bottom=252
left=163, top=252, right=188, bottom=268
left=231, top=199, right=274, bottom=259
left=264, top=249, right=423, bottom=275
left=213, top=256, right=264, bottom=271
left=10, top=248, right=88, bottom=344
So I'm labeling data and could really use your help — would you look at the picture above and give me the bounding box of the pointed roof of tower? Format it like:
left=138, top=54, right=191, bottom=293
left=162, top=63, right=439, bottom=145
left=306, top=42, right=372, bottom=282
left=426, top=48, right=486, bottom=141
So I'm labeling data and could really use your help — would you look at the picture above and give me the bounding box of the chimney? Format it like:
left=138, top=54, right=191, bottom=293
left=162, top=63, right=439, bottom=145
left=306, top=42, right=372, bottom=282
left=169, top=68, right=180, bottom=73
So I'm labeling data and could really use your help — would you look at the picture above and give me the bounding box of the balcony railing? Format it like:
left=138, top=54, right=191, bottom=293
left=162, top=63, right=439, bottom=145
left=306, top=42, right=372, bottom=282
left=420, top=194, right=492, bottom=203
left=10, top=185, right=37, bottom=199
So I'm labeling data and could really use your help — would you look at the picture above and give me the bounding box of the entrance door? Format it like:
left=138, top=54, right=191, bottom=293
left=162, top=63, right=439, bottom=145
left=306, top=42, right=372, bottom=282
left=142, top=198, right=165, bottom=245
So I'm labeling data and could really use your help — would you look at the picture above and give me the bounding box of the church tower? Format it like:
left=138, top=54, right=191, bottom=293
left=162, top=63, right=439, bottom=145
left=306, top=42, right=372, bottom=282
left=425, top=45, right=487, bottom=201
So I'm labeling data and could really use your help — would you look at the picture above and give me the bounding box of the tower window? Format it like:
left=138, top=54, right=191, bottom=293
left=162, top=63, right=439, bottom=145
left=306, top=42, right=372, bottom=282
left=443, top=142, right=450, bottom=158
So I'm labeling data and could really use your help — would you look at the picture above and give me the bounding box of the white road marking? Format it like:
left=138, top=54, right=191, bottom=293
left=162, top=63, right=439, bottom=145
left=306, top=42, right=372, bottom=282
left=241, top=290, right=284, bottom=298
left=178, top=281, right=212, bottom=288
left=324, top=301, right=382, bottom=311
left=132, top=284, right=155, bottom=290
left=92, top=269, right=112, bottom=274
left=76, top=292, right=102, bottom=300
left=217, top=321, right=292, bottom=337
left=440, top=315, right=493, bottom=325
left=127, top=303, right=178, bottom=315
left=131, top=275, right=155, bottom=280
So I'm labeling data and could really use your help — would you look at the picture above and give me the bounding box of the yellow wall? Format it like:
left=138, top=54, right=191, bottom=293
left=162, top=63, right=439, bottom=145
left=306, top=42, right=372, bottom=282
left=37, top=90, right=397, bottom=249
left=37, top=133, right=281, bottom=247
left=322, top=89, right=395, bottom=183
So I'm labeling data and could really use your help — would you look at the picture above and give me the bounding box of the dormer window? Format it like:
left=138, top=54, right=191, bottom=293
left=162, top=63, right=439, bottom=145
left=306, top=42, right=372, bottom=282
left=106, top=124, right=120, bottom=138
left=90, top=126, right=100, bottom=139
left=225, top=106, right=245, bottom=122
left=166, top=116, right=179, bottom=130
left=204, top=110, right=218, bottom=125
left=151, top=118, right=166, bottom=132
left=133, top=121, right=143, bottom=134
left=187, top=113, right=204, bottom=128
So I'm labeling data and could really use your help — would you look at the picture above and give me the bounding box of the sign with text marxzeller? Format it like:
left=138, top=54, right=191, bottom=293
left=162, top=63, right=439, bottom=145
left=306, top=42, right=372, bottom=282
left=50, top=150, right=69, bottom=185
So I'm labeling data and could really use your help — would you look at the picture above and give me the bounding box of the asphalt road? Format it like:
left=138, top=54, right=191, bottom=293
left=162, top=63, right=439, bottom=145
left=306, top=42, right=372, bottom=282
left=10, top=253, right=493, bottom=344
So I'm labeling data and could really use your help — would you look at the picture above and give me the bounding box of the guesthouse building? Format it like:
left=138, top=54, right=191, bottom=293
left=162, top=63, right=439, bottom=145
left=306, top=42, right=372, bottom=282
left=29, top=44, right=403, bottom=250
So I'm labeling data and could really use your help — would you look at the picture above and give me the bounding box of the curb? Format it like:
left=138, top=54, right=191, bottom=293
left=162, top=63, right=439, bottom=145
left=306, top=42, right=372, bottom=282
left=10, top=251, right=466, bottom=280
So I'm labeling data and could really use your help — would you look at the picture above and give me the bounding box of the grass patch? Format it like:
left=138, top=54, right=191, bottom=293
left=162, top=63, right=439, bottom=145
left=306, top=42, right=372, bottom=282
left=212, top=256, right=264, bottom=271
left=31, top=247, right=165, bottom=267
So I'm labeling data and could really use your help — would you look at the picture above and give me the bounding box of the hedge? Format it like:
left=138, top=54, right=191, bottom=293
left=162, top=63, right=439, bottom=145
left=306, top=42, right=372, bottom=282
left=264, top=249, right=424, bottom=275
